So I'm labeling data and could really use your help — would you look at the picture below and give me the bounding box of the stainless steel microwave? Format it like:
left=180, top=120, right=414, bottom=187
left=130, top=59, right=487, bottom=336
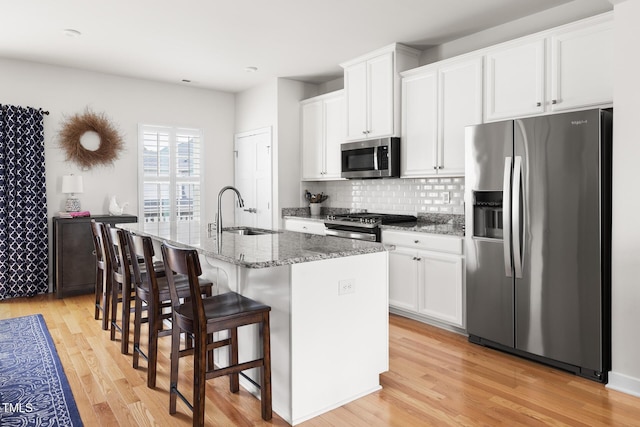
left=341, top=137, right=400, bottom=179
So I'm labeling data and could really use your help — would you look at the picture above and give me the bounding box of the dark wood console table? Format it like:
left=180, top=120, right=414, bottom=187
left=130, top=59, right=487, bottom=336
left=53, top=214, right=137, bottom=299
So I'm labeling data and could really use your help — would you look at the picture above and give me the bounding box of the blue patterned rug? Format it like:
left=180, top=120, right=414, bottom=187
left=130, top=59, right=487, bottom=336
left=0, top=314, right=83, bottom=426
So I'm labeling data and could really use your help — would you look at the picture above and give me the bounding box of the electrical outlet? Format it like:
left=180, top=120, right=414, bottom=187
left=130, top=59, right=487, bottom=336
left=338, top=279, right=355, bottom=295
left=442, top=192, right=450, bottom=203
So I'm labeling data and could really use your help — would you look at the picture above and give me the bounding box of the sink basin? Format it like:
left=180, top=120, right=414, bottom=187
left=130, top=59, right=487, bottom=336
left=222, top=227, right=279, bottom=236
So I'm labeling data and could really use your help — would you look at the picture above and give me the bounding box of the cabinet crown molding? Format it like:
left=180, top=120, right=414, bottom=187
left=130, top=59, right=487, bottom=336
left=300, top=89, right=344, bottom=105
left=340, top=43, right=421, bottom=69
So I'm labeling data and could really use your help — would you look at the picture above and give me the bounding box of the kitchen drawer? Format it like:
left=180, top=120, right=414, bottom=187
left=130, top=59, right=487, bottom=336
left=283, top=218, right=326, bottom=236
left=382, top=230, right=462, bottom=254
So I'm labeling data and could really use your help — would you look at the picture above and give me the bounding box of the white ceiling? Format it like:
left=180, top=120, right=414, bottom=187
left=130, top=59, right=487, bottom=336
left=0, top=0, right=612, bottom=93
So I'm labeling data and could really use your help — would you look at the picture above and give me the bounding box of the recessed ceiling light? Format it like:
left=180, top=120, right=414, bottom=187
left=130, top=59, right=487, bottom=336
left=63, top=29, right=82, bottom=38
left=244, top=66, right=258, bottom=73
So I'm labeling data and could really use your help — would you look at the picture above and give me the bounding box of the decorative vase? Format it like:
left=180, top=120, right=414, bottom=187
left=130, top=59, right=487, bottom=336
left=309, top=203, right=321, bottom=216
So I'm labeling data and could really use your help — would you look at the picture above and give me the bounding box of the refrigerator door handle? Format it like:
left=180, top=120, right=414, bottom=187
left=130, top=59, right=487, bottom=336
left=503, top=157, right=513, bottom=277
left=513, top=156, right=524, bottom=278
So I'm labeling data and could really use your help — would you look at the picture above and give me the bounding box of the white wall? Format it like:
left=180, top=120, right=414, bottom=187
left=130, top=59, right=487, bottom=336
left=276, top=79, right=317, bottom=225
left=0, top=58, right=235, bottom=286
left=235, top=78, right=316, bottom=227
left=235, top=80, right=277, bottom=134
left=607, top=0, right=640, bottom=397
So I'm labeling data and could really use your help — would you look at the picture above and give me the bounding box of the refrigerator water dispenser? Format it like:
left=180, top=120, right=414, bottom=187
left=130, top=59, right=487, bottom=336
left=472, top=191, right=503, bottom=239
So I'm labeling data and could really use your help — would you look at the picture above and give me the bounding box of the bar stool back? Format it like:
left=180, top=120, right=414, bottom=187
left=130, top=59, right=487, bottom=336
left=104, top=225, right=136, bottom=354
left=126, top=231, right=213, bottom=388
left=161, top=241, right=272, bottom=426
left=90, top=220, right=110, bottom=330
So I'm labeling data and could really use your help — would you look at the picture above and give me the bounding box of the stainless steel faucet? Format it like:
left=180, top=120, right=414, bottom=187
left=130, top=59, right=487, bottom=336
left=216, top=186, right=245, bottom=235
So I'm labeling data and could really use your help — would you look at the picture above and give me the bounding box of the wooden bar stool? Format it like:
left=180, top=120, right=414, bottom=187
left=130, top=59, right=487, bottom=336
left=90, top=220, right=111, bottom=330
left=161, top=241, right=272, bottom=426
left=104, top=224, right=137, bottom=354
left=126, top=231, right=213, bottom=388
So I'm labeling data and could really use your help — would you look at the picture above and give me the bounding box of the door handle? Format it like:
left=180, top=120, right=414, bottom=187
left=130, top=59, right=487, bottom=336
left=512, top=156, right=523, bottom=279
left=243, top=208, right=257, bottom=213
left=503, top=157, right=513, bottom=278
left=373, top=146, right=379, bottom=171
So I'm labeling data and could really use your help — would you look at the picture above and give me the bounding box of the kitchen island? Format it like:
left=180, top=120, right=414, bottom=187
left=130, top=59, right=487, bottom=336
left=117, top=223, right=390, bottom=425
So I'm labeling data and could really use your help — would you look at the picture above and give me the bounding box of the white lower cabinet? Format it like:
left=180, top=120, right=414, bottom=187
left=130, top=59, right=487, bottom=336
left=388, top=247, right=419, bottom=312
left=383, top=230, right=464, bottom=329
left=283, top=218, right=326, bottom=236
left=417, top=250, right=463, bottom=326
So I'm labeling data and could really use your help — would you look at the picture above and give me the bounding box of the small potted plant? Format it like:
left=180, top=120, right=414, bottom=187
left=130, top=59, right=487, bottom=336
left=305, top=190, right=328, bottom=216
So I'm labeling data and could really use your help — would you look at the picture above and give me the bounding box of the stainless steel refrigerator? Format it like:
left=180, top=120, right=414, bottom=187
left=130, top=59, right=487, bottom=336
left=464, top=108, right=612, bottom=383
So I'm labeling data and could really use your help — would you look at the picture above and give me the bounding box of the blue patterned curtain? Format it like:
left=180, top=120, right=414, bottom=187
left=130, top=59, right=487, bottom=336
left=0, top=104, right=48, bottom=299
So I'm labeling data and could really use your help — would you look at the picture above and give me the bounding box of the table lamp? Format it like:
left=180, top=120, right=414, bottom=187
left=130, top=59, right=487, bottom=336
left=62, top=174, right=83, bottom=212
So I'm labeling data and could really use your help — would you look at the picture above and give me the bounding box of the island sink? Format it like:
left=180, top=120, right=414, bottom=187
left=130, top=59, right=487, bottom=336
left=222, top=226, right=280, bottom=236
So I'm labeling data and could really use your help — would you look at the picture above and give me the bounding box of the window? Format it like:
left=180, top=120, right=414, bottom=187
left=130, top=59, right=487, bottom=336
left=138, top=125, right=203, bottom=243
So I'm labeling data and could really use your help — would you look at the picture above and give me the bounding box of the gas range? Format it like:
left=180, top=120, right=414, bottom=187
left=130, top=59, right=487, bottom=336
left=324, top=213, right=417, bottom=242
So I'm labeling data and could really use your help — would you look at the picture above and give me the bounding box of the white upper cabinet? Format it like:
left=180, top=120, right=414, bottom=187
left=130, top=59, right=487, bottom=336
left=550, top=16, right=613, bottom=112
left=438, top=57, right=483, bottom=175
left=344, top=61, right=369, bottom=140
left=401, top=68, right=438, bottom=177
left=484, top=12, right=612, bottom=122
left=484, top=38, right=546, bottom=121
left=323, top=94, right=345, bottom=179
left=341, top=44, right=420, bottom=141
left=301, top=90, right=345, bottom=181
left=401, top=55, right=483, bottom=177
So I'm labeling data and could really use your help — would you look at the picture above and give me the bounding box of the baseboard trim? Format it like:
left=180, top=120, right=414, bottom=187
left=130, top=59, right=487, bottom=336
left=606, top=371, right=640, bottom=397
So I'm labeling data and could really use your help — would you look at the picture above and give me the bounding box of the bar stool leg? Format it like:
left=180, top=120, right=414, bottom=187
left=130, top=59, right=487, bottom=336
left=101, top=276, right=111, bottom=331
left=110, top=281, right=119, bottom=341
left=261, top=312, right=272, bottom=421
left=229, top=327, right=239, bottom=393
left=132, top=295, right=143, bottom=369
left=94, top=268, right=102, bottom=320
left=121, top=282, right=131, bottom=354
left=147, top=303, right=159, bottom=388
left=169, top=326, right=180, bottom=415
left=194, top=329, right=207, bottom=427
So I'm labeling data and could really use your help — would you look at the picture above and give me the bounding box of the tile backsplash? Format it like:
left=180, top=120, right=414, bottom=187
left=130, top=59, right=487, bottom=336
left=304, top=177, right=465, bottom=215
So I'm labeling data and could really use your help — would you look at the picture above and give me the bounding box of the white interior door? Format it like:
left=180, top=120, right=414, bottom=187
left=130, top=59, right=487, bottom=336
left=234, top=128, right=272, bottom=228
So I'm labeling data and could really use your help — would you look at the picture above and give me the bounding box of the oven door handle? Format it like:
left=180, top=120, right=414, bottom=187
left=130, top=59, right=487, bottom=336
left=325, top=228, right=378, bottom=241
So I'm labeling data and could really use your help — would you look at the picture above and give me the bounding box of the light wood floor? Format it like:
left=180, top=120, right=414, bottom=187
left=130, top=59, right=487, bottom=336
left=2, top=293, right=639, bottom=426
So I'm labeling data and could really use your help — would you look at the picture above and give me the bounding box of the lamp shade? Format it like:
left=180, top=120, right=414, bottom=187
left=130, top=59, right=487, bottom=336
left=61, top=174, right=83, bottom=194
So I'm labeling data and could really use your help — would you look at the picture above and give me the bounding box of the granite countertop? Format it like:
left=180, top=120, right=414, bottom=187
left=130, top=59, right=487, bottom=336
left=380, top=221, right=464, bottom=237
left=282, top=208, right=465, bottom=237
left=116, top=222, right=388, bottom=269
left=282, top=213, right=326, bottom=223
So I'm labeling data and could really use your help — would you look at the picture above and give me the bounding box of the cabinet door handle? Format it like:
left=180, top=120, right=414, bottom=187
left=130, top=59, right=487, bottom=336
left=536, top=102, right=542, bottom=107
left=415, top=257, right=422, bottom=261
left=414, top=240, right=419, bottom=244
left=552, top=99, right=557, bottom=105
